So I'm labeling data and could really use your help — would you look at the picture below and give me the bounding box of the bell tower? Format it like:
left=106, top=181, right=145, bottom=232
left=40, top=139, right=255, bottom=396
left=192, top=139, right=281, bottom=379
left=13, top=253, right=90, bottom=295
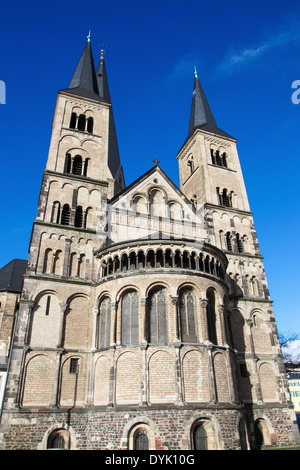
left=26, top=35, right=125, bottom=279
left=176, top=68, right=288, bottom=404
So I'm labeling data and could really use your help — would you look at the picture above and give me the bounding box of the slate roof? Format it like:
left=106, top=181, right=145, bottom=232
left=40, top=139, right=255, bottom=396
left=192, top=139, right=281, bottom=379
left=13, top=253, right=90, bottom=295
left=60, top=38, right=103, bottom=103
left=187, top=73, right=235, bottom=141
left=0, top=259, right=27, bottom=293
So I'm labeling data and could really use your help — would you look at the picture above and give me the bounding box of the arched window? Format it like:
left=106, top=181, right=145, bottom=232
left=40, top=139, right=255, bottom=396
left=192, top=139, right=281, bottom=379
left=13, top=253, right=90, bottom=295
left=148, top=288, right=167, bottom=344
left=192, top=420, right=217, bottom=450
left=254, top=419, right=271, bottom=449
left=179, top=289, right=197, bottom=343
left=193, top=423, right=208, bottom=450
left=122, top=291, right=139, bottom=345
left=98, top=297, right=111, bottom=349
left=206, top=290, right=217, bottom=345
left=43, top=248, right=52, bottom=274
left=222, top=152, right=228, bottom=168
left=61, top=204, right=71, bottom=225
left=72, top=155, right=82, bottom=175
left=69, top=112, right=77, bottom=129
left=74, top=206, right=83, bottom=228
left=47, top=429, right=70, bottom=449
left=77, top=114, right=86, bottom=131
left=64, top=153, right=71, bottom=173
left=222, top=189, right=230, bottom=207
left=226, top=232, right=232, bottom=251
left=134, top=431, right=149, bottom=450
left=210, top=149, right=216, bottom=165
left=87, top=117, right=93, bottom=133
left=187, top=156, right=194, bottom=174
left=216, top=150, right=222, bottom=166
left=128, top=424, right=155, bottom=450
left=236, top=234, right=244, bottom=253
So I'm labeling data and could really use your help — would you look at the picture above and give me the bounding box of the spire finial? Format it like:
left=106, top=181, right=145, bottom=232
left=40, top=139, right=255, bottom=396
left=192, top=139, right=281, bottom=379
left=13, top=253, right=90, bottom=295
left=100, top=44, right=106, bottom=59
left=194, top=66, right=198, bottom=78
left=87, top=30, right=91, bottom=42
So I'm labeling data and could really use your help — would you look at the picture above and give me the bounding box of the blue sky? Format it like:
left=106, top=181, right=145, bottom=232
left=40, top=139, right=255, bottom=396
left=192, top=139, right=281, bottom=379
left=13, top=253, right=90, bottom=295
left=0, top=0, right=299, bottom=337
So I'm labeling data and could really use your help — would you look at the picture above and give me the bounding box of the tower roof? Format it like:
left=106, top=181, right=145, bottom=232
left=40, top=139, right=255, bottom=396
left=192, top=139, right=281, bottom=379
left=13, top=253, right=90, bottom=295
left=96, top=48, right=111, bottom=103
left=0, top=259, right=27, bottom=293
left=95, top=48, right=124, bottom=183
left=61, top=34, right=103, bottom=102
left=188, top=69, right=234, bottom=140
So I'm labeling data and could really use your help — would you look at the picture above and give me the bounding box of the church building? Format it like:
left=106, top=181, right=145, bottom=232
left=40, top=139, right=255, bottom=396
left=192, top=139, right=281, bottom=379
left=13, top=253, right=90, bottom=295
left=0, top=35, right=298, bottom=450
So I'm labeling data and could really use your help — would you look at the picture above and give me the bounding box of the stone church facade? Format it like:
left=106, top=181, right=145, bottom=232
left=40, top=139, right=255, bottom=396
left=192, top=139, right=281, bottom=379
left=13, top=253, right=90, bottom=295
left=0, top=36, right=298, bottom=450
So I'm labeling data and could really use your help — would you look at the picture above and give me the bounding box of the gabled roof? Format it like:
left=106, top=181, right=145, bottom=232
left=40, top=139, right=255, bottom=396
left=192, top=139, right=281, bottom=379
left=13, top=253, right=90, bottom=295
left=109, top=163, right=192, bottom=207
left=0, top=259, right=27, bottom=293
left=187, top=70, right=235, bottom=141
left=60, top=35, right=103, bottom=103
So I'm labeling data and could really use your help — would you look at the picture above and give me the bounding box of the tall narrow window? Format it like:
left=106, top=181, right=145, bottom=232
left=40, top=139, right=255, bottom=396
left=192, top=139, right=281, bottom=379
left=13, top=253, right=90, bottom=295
left=179, top=289, right=197, bottom=343
left=193, top=424, right=208, bottom=450
left=134, top=431, right=149, bottom=450
left=206, top=290, right=217, bottom=345
left=216, top=187, right=222, bottom=205
left=87, top=117, right=93, bottom=133
left=148, top=288, right=167, bottom=344
left=222, top=189, right=230, bottom=207
left=74, top=206, right=83, bottom=228
left=64, top=153, right=71, bottom=174
left=98, top=297, right=111, bottom=349
left=45, top=295, right=51, bottom=316
left=216, top=150, right=222, bottom=166
left=236, top=234, right=244, bottom=253
left=77, top=114, right=86, bottom=131
left=210, top=149, right=216, bottom=165
left=72, top=155, right=82, bottom=175
left=69, top=112, right=77, bottom=129
left=222, top=152, right=228, bottom=167
left=226, top=232, right=232, bottom=251
left=69, top=358, right=79, bottom=374
left=122, top=291, right=139, bottom=345
left=61, top=204, right=71, bottom=225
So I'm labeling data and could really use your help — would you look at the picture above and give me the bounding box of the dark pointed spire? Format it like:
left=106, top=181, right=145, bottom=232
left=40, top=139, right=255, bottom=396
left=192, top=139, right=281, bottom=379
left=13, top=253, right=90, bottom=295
left=188, top=68, right=234, bottom=140
left=96, top=47, right=111, bottom=103
left=62, top=33, right=103, bottom=102
left=95, top=48, right=125, bottom=188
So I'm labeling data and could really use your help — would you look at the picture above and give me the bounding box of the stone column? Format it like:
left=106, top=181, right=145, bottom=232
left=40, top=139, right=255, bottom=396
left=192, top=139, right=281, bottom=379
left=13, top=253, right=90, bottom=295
left=170, top=296, right=179, bottom=341
left=91, top=306, right=98, bottom=350
left=174, top=341, right=184, bottom=405
left=115, top=300, right=122, bottom=345
left=23, top=300, right=35, bottom=346
left=141, top=341, right=148, bottom=406
left=246, top=319, right=263, bottom=403
left=86, top=352, right=95, bottom=407
left=111, top=301, right=117, bottom=346
left=51, top=349, right=63, bottom=408
left=140, top=297, right=147, bottom=343
left=57, top=303, right=67, bottom=348
left=218, top=305, right=228, bottom=345
left=207, top=345, right=217, bottom=403
left=200, top=299, right=208, bottom=342
left=62, top=238, right=72, bottom=277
